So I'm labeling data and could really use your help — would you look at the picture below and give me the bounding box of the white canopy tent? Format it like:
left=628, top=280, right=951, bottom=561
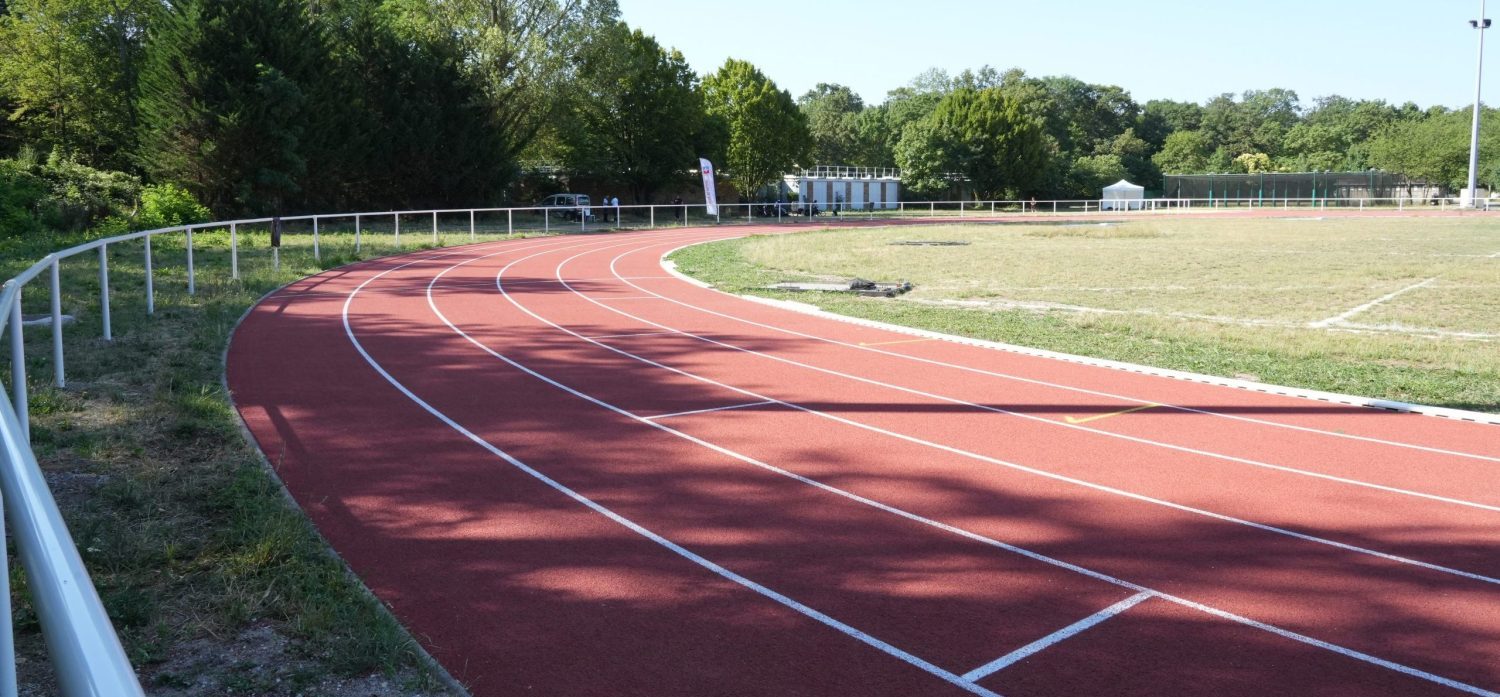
left=1102, top=179, right=1145, bottom=210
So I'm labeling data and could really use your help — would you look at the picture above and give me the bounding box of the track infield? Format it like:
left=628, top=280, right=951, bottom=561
left=226, top=218, right=1500, bottom=697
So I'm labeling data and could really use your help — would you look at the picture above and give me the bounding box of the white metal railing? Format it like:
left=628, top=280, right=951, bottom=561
left=0, top=193, right=1492, bottom=693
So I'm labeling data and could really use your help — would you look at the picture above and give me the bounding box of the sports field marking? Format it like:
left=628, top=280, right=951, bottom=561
left=1063, top=403, right=1160, bottom=425
left=645, top=400, right=778, bottom=420
left=596, top=296, right=661, bottom=301
left=648, top=242, right=1500, bottom=463
left=413, top=239, right=1500, bottom=695
left=341, top=242, right=1003, bottom=697
left=614, top=248, right=1500, bottom=512
left=858, top=337, right=938, bottom=347
left=961, top=591, right=1154, bottom=681
left=1309, top=277, right=1438, bottom=328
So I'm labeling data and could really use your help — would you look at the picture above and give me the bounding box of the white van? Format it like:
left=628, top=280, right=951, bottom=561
left=537, top=193, right=593, bottom=221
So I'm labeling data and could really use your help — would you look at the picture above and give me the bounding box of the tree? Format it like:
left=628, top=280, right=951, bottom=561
left=135, top=0, right=331, bottom=214
left=798, top=83, right=864, bottom=165
left=563, top=23, right=704, bottom=202
left=0, top=0, right=154, bottom=167
left=701, top=58, right=808, bottom=198
left=1152, top=130, right=1212, bottom=174
left=1070, top=154, right=1128, bottom=194
left=895, top=87, right=1048, bottom=200
left=385, top=0, right=620, bottom=164
left=1366, top=107, right=1500, bottom=190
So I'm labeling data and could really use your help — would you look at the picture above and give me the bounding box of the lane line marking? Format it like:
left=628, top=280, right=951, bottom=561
left=625, top=247, right=1500, bottom=505
left=1064, top=403, right=1161, bottom=425
left=584, top=244, right=1500, bottom=578
left=651, top=242, right=1500, bottom=455
left=343, top=249, right=1001, bottom=697
left=646, top=400, right=778, bottom=421
left=1309, top=278, right=1438, bottom=328
left=962, top=591, right=1154, bottom=681
left=409, top=237, right=1500, bottom=695
left=585, top=330, right=678, bottom=340
left=859, top=337, right=937, bottom=347
left=597, top=296, right=660, bottom=301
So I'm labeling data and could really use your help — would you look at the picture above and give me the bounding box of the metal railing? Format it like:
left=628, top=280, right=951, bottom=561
left=0, top=194, right=1492, bottom=694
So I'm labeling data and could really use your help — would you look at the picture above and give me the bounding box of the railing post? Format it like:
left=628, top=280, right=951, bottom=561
left=98, top=245, right=111, bottom=341
left=313, top=217, right=320, bottom=262
left=354, top=215, right=362, bottom=253
left=144, top=236, right=155, bottom=316
left=230, top=223, right=239, bottom=280
left=470, top=210, right=476, bottom=241
left=650, top=206, right=655, bottom=228
left=507, top=209, right=513, bottom=235
left=186, top=228, right=196, bottom=295
left=544, top=209, right=549, bottom=234
left=50, top=259, right=63, bottom=388
left=10, top=291, right=28, bottom=442
left=394, top=213, right=401, bottom=247
left=432, top=210, right=438, bottom=244
left=0, top=477, right=12, bottom=697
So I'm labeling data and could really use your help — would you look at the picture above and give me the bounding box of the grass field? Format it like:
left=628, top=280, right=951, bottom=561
left=669, top=215, right=1500, bottom=413
left=0, top=225, right=526, bottom=695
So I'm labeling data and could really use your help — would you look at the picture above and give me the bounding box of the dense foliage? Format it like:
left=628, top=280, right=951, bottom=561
left=3, top=0, right=1499, bottom=230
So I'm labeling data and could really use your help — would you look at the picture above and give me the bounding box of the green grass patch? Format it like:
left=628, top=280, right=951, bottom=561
left=669, top=218, right=1500, bottom=413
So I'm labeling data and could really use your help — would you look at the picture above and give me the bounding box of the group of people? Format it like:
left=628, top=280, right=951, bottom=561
left=600, top=194, right=622, bottom=223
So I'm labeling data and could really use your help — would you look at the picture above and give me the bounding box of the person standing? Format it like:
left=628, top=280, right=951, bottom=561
left=673, top=195, right=683, bottom=221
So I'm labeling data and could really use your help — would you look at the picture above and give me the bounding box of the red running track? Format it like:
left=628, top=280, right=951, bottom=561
left=227, top=222, right=1500, bottom=696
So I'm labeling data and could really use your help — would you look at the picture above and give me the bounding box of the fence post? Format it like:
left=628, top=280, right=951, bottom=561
left=186, top=228, right=196, bottom=295
left=0, top=478, right=12, bottom=697
left=507, top=209, right=513, bottom=236
left=10, top=291, right=27, bottom=442
left=470, top=210, right=476, bottom=241
left=432, top=211, right=439, bottom=244
left=50, top=259, right=64, bottom=388
left=313, top=218, right=320, bottom=262
left=230, top=223, right=239, bottom=279
left=544, top=209, right=549, bottom=234
left=98, top=245, right=112, bottom=341
left=650, top=206, right=655, bottom=228
left=394, top=213, right=400, bottom=247
left=144, top=236, right=155, bottom=315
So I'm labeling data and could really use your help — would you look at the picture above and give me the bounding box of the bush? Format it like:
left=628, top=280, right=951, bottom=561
left=0, top=150, right=141, bottom=235
left=138, top=184, right=211, bottom=228
left=0, top=159, right=46, bottom=236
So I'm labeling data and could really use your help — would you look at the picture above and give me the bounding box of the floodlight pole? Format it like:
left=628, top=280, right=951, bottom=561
left=1465, top=0, right=1490, bottom=207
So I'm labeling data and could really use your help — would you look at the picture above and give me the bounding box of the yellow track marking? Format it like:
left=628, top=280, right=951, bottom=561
left=859, top=337, right=937, bottom=347
left=1064, top=403, right=1161, bottom=425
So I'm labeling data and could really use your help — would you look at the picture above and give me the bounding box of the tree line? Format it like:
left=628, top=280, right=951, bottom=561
left=3, top=0, right=1499, bottom=234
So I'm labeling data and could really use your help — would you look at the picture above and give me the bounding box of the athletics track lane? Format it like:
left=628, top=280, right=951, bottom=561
left=227, top=222, right=1499, bottom=696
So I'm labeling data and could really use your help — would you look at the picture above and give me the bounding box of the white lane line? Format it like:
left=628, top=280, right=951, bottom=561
left=544, top=242, right=1500, bottom=581
left=648, top=241, right=1500, bottom=460
left=417, top=240, right=1500, bottom=696
left=1309, top=278, right=1438, bottom=328
left=614, top=250, right=1500, bottom=506
left=585, top=330, right=679, bottom=340
left=596, top=296, right=661, bottom=301
left=962, top=591, right=1154, bottom=681
left=646, top=400, right=779, bottom=421
left=341, top=249, right=1001, bottom=697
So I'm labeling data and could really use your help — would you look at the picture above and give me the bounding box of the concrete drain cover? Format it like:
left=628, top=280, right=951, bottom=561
left=889, top=240, right=970, bottom=246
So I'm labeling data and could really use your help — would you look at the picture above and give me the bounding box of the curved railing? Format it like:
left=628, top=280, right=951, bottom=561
left=0, top=194, right=1487, bottom=694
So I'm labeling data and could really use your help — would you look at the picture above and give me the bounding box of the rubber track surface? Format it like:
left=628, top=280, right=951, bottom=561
left=227, top=220, right=1500, bottom=696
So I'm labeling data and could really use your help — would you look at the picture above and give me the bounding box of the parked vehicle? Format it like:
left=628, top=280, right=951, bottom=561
left=537, top=193, right=593, bottom=221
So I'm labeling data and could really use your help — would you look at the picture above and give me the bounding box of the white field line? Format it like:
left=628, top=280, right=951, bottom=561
left=602, top=253, right=1500, bottom=508
left=655, top=243, right=1500, bottom=437
left=1310, top=278, right=1437, bottom=328
left=584, top=330, right=679, bottom=340
left=340, top=242, right=1001, bottom=697
left=646, top=400, right=778, bottom=421
left=413, top=239, right=1498, bottom=695
left=961, top=591, right=1154, bottom=681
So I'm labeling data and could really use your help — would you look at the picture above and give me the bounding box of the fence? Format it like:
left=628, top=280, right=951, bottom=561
left=0, top=193, right=1494, bottom=694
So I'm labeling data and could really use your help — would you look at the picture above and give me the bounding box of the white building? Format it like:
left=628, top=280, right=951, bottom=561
left=784, top=166, right=902, bottom=211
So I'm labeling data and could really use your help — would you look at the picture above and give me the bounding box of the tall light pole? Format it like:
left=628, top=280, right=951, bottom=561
left=1466, top=0, right=1491, bottom=207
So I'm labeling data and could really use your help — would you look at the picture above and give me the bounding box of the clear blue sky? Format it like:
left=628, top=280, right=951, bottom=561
left=616, top=0, right=1496, bottom=109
